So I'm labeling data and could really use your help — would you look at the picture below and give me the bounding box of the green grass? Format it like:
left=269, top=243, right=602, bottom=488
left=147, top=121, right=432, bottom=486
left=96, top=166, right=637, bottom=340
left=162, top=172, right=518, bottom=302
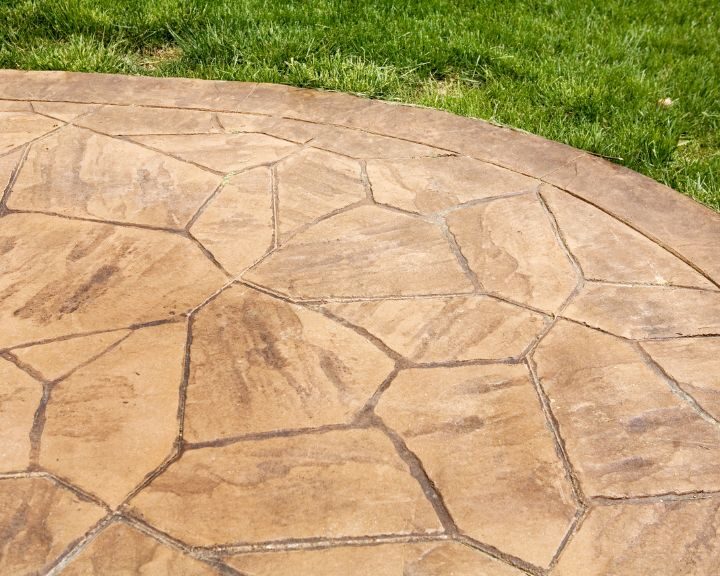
left=1, top=0, right=719, bottom=210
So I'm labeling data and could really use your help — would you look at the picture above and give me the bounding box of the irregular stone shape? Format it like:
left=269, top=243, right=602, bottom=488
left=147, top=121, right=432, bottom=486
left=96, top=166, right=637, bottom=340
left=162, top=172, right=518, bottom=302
left=325, top=295, right=546, bottom=363
left=31, top=101, right=100, bottom=122
left=226, top=541, right=525, bottom=576
left=376, top=365, right=577, bottom=567
left=184, top=286, right=394, bottom=442
left=131, top=133, right=299, bottom=173
left=0, top=477, right=105, bottom=575
left=562, top=284, right=720, bottom=339
left=40, top=323, right=186, bottom=506
left=277, top=147, right=364, bottom=241
left=0, top=111, right=61, bottom=153
left=218, top=112, right=323, bottom=143
left=190, top=168, right=274, bottom=275
left=545, top=153, right=720, bottom=284
left=447, top=194, right=577, bottom=312
left=0, top=70, right=260, bottom=112
left=0, top=213, right=226, bottom=349
left=341, top=97, right=585, bottom=177
left=232, top=82, right=378, bottom=126
left=368, top=156, right=538, bottom=214
left=76, top=104, right=222, bottom=135
left=642, top=337, right=720, bottom=421
left=540, top=185, right=711, bottom=287
left=0, top=147, right=23, bottom=194
left=12, top=330, right=129, bottom=381
left=61, top=522, right=222, bottom=575
left=553, top=499, right=720, bottom=575
left=0, top=359, right=42, bottom=471
left=534, top=320, right=720, bottom=497
left=311, top=126, right=443, bottom=159
left=10, top=126, right=220, bottom=228
left=128, top=429, right=442, bottom=546
left=247, top=205, right=473, bottom=299
left=0, top=100, right=32, bottom=111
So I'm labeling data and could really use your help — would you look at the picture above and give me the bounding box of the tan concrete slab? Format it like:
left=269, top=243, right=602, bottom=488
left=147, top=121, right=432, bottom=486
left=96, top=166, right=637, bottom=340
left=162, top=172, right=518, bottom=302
left=10, top=126, right=220, bottom=228
left=183, top=286, right=394, bottom=442
left=1, top=71, right=718, bottom=574
left=128, top=429, right=442, bottom=546
left=0, top=359, right=42, bottom=472
left=376, top=365, right=577, bottom=567
left=0, top=477, right=105, bottom=575
left=225, top=541, right=525, bottom=576
left=534, top=320, right=720, bottom=497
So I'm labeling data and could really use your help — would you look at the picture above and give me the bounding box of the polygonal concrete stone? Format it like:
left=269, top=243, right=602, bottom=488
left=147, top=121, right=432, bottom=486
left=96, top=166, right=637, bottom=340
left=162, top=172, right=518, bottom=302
left=60, top=522, right=223, bottom=575
left=0, top=477, right=105, bottom=575
left=534, top=321, right=720, bottom=497
left=40, top=323, right=186, bottom=506
left=247, top=205, right=474, bottom=299
left=183, top=286, right=394, bottom=442
left=128, top=429, right=442, bottom=546
left=0, top=359, right=42, bottom=472
left=0, top=213, right=226, bottom=348
left=189, top=167, right=274, bottom=275
left=10, top=126, right=220, bottom=228
left=226, top=541, right=526, bottom=576
left=130, top=133, right=299, bottom=173
left=276, top=147, right=365, bottom=241
left=376, top=364, right=577, bottom=567
left=447, top=194, right=578, bottom=312
left=324, top=295, right=546, bottom=363
left=368, top=155, right=538, bottom=214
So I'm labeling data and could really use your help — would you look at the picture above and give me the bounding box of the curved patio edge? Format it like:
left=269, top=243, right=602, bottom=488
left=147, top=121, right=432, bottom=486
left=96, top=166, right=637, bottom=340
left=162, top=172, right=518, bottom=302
left=2, top=69, right=718, bottom=284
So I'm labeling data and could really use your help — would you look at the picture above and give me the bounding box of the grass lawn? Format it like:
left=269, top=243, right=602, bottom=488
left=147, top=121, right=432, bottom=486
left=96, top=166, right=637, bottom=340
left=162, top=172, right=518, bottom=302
left=1, top=0, right=718, bottom=210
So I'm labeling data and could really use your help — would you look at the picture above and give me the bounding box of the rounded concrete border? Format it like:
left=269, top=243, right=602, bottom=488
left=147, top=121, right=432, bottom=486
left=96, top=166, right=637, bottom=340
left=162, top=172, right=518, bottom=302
left=2, top=69, right=718, bottom=284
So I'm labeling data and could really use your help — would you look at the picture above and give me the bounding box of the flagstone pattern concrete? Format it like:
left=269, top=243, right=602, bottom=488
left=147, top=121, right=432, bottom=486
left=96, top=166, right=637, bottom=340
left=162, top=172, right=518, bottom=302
left=0, top=71, right=719, bottom=575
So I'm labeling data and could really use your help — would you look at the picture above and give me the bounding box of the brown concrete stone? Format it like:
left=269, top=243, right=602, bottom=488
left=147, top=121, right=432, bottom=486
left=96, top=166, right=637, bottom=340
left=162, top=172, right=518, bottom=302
left=377, top=365, right=577, bottom=567
left=130, top=133, right=299, bottom=173
left=10, top=126, right=220, bottom=228
left=0, top=213, right=226, bottom=348
left=61, top=522, right=222, bottom=575
left=189, top=167, right=274, bottom=275
left=0, top=99, right=33, bottom=112
left=276, top=147, right=365, bottom=241
left=0, top=477, right=105, bottom=575
left=12, top=330, right=130, bottom=382
left=0, top=359, right=42, bottom=472
left=0, top=147, right=23, bottom=192
left=0, top=111, right=61, bottom=153
left=447, top=194, right=578, bottom=312
left=247, top=205, right=474, bottom=298
left=545, top=153, right=720, bottom=283
left=310, top=126, right=444, bottom=159
left=534, top=320, right=720, bottom=497
left=642, top=337, right=720, bottom=421
left=540, top=184, right=712, bottom=287
left=553, top=499, right=720, bottom=575
left=368, top=155, right=539, bottom=214
left=183, top=286, right=394, bottom=442
left=218, top=112, right=323, bottom=143
left=324, top=295, right=546, bottom=362
left=40, top=323, right=186, bottom=506
left=225, top=541, right=525, bottom=576
left=31, top=101, right=100, bottom=122
left=76, top=104, right=221, bottom=135
left=128, top=429, right=442, bottom=546
left=563, top=284, right=720, bottom=339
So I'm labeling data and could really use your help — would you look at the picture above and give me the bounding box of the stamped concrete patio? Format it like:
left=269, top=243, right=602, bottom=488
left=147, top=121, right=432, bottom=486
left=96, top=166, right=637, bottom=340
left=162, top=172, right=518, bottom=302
left=1, top=71, right=719, bottom=575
